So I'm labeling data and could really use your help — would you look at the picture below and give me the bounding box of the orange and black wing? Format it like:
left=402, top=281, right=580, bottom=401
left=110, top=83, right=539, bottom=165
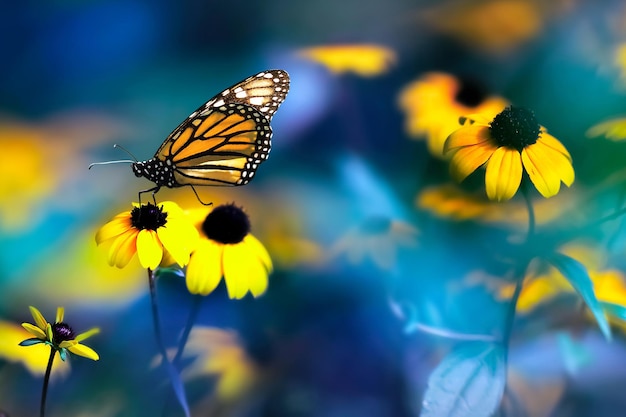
left=154, top=69, right=289, bottom=186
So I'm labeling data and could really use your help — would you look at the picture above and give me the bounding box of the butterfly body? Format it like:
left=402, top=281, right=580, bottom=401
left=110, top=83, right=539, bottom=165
left=133, top=70, right=290, bottom=198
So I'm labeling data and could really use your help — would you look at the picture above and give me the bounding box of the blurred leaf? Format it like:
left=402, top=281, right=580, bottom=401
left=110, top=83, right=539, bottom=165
left=601, top=301, right=626, bottom=321
left=547, top=253, right=612, bottom=341
left=420, top=342, right=505, bottom=417
left=556, top=331, right=592, bottom=375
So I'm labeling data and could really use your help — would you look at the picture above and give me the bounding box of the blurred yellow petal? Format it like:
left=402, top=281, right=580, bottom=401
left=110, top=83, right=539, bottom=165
left=586, top=117, right=626, bottom=141
left=444, top=125, right=493, bottom=152
left=449, top=141, right=497, bottom=182
left=243, top=234, right=273, bottom=272
left=158, top=218, right=198, bottom=267
left=223, top=245, right=252, bottom=299
left=55, top=307, right=64, bottom=324
left=136, top=229, right=163, bottom=270
left=108, top=229, right=138, bottom=268
left=485, top=147, right=523, bottom=201
left=22, top=323, right=47, bottom=339
left=95, top=216, right=133, bottom=244
left=297, top=44, right=396, bottom=77
left=65, top=343, right=100, bottom=361
left=522, top=140, right=574, bottom=198
left=29, top=306, right=48, bottom=331
left=186, top=240, right=224, bottom=296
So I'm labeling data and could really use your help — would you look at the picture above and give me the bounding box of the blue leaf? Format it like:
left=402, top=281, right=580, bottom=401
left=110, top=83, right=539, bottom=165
left=547, top=253, right=612, bottom=341
left=601, top=301, right=626, bottom=321
left=420, top=342, right=505, bottom=417
left=18, top=338, right=43, bottom=346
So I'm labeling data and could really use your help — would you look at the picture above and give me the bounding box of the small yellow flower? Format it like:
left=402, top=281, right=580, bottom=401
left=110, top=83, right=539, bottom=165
left=186, top=204, right=272, bottom=299
left=328, top=216, right=418, bottom=271
left=96, top=201, right=199, bottom=269
left=445, top=106, right=574, bottom=201
left=297, top=44, right=396, bottom=77
left=398, top=72, right=508, bottom=157
left=20, top=306, right=99, bottom=361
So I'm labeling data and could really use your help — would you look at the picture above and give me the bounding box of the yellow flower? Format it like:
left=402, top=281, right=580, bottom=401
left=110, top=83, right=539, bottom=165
left=183, top=327, right=259, bottom=402
left=586, top=117, right=626, bottom=140
left=328, top=216, right=418, bottom=271
left=20, top=306, right=99, bottom=361
left=445, top=106, right=574, bottom=201
left=96, top=201, right=199, bottom=270
left=186, top=204, right=272, bottom=299
left=398, top=72, right=508, bottom=157
left=0, top=320, right=70, bottom=376
left=297, top=44, right=396, bottom=77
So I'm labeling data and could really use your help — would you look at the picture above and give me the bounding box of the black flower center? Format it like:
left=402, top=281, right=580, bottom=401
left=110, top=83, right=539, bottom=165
left=489, top=106, right=541, bottom=152
left=52, top=322, right=76, bottom=344
left=130, top=203, right=168, bottom=230
left=455, top=77, right=487, bottom=108
left=202, top=204, right=250, bottom=244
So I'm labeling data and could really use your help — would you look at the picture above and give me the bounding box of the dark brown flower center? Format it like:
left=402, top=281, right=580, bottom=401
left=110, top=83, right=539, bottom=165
left=202, top=204, right=250, bottom=244
left=130, top=203, right=168, bottom=230
left=455, top=77, right=488, bottom=108
left=52, top=322, right=76, bottom=344
left=489, top=106, right=541, bottom=152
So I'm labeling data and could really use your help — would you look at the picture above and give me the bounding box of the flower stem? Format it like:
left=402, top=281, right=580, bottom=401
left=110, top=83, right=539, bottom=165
left=173, top=294, right=202, bottom=367
left=40, top=348, right=55, bottom=417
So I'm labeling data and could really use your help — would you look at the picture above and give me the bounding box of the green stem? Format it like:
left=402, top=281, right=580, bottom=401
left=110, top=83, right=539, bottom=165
left=40, top=348, right=55, bottom=417
left=173, top=294, right=202, bottom=367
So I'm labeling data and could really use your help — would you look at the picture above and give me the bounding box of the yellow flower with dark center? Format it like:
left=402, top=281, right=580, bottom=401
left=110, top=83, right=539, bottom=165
left=186, top=204, right=272, bottom=299
left=398, top=72, right=508, bottom=157
left=586, top=117, right=626, bottom=140
left=96, top=201, right=199, bottom=270
left=20, top=306, right=99, bottom=361
left=445, top=106, right=574, bottom=201
left=296, top=44, right=396, bottom=77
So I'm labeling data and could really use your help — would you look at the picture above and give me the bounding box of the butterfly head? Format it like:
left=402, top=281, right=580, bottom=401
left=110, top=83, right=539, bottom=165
left=131, top=161, right=144, bottom=178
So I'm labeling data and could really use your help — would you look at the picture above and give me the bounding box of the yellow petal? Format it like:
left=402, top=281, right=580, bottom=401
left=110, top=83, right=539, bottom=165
left=108, top=229, right=138, bottom=268
left=485, top=147, right=523, bottom=201
left=21, top=322, right=47, bottom=339
left=186, top=240, right=224, bottom=296
left=66, top=343, right=99, bottom=361
left=243, top=235, right=273, bottom=273
left=55, top=307, right=64, bottom=324
left=297, top=44, right=396, bottom=77
left=136, top=229, right=163, bottom=270
left=158, top=219, right=198, bottom=267
left=538, top=131, right=572, bottom=161
left=449, top=141, right=496, bottom=182
left=28, top=306, right=48, bottom=331
left=223, top=245, right=251, bottom=299
left=522, top=141, right=575, bottom=198
left=75, top=327, right=100, bottom=342
left=444, top=125, right=492, bottom=153
left=95, top=215, right=132, bottom=244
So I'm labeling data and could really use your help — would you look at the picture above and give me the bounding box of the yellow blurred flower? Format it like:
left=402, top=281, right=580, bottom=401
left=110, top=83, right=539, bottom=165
left=0, top=320, right=70, bottom=376
left=183, top=327, right=259, bottom=402
left=297, top=44, right=396, bottom=77
left=398, top=72, right=508, bottom=157
left=498, top=244, right=626, bottom=328
left=418, top=0, right=546, bottom=53
left=586, top=116, right=626, bottom=140
left=20, top=306, right=99, bottom=361
left=417, top=183, right=578, bottom=226
left=328, top=216, right=418, bottom=271
left=96, top=201, right=199, bottom=270
left=445, top=107, right=574, bottom=201
left=186, top=204, right=273, bottom=299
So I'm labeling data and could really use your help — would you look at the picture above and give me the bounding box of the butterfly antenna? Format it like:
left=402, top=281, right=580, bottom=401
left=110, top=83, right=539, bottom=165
left=89, top=144, right=139, bottom=169
left=190, top=185, right=213, bottom=206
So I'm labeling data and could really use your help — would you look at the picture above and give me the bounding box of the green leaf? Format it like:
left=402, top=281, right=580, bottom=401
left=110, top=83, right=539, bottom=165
left=420, top=342, right=505, bottom=417
left=547, top=253, right=612, bottom=341
left=18, top=338, right=43, bottom=346
left=601, top=301, right=626, bottom=321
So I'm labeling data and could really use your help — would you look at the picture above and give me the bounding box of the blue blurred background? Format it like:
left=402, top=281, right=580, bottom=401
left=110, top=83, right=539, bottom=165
left=2, top=0, right=626, bottom=416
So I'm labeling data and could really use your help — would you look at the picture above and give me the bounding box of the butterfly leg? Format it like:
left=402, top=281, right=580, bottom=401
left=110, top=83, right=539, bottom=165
left=189, top=185, right=213, bottom=206
left=138, top=186, right=161, bottom=206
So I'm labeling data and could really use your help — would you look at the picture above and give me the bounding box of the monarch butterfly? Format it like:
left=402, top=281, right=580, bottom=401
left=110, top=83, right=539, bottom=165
left=91, top=69, right=290, bottom=203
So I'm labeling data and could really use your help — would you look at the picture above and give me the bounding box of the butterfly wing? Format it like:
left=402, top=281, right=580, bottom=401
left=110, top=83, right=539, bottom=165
left=154, top=69, right=289, bottom=186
